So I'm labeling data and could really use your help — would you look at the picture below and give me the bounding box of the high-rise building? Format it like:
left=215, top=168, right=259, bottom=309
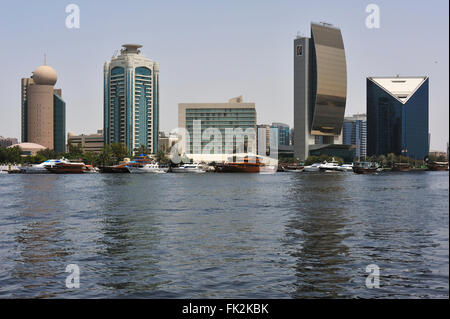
left=178, top=96, right=257, bottom=161
left=343, top=114, right=367, bottom=160
left=293, top=22, right=347, bottom=160
left=104, top=44, right=160, bottom=154
left=21, top=63, right=66, bottom=153
left=271, top=122, right=290, bottom=146
left=367, top=76, right=429, bottom=159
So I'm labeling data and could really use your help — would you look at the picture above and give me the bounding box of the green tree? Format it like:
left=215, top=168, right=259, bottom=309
left=98, top=144, right=114, bottom=166
left=155, top=150, right=170, bottom=164
left=386, top=153, right=397, bottom=167
left=111, top=143, right=130, bottom=163
left=67, top=143, right=83, bottom=159
left=4, top=146, right=23, bottom=164
left=37, top=148, right=58, bottom=161
left=377, top=155, right=387, bottom=167
left=304, top=155, right=320, bottom=166
left=82, top=151, right=99, bottom=166
left=134, top=145, right=150, bottom=156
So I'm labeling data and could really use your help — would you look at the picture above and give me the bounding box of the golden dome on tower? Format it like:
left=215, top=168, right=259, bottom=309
left=32, top=65, right=58, bottom=86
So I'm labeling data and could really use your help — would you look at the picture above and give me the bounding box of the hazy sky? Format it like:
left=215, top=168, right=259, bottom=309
left=0, top=0, right=448, bottom=150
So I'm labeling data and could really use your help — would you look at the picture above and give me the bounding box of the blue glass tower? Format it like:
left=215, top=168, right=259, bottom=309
left=104, top=44, right=159, bottom=154
left=367, top=76, right=429, bottom=159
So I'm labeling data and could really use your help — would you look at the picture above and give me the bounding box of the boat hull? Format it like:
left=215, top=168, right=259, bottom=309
left=128, top=167, right=168, bottom=174
left=427, top=162, right=448, bottom=171
left=391, top=163, right=412, bottom=172
left=20, top=167, right=50, bottom=174
left=171, top=168, right=205, bottom=173
left=352, top=167, right=378, bottom=174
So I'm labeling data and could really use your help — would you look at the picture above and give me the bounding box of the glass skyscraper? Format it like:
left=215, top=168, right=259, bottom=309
left=367, top=76, right=429, bottom=160
left=104, top=44, right=160, bottom=154
left=293, top=22, right=347, bottom=160
left=343, top=114, right=367, bottom=160
left=271, top=123, right=290, bottom=146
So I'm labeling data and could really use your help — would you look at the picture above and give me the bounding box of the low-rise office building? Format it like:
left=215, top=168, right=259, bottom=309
left=67, top=130, right=104, bottom=153
left=178, top=96, right=257, bottom=162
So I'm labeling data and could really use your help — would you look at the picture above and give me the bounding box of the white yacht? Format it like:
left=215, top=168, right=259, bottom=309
left=303, top=163, right=321, bottom=172
left=20, top=158, right=68, bottom=174
left=127, top=163, right=169, bottom=174
left=319, top=158, right=341, bottom=172
left=338, top=163, right=353, bottom=172
left=171, top=163, right=206, bottom=173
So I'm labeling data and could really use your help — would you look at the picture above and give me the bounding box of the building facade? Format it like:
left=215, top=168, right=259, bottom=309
left=104, top=44, right=160, bottom=154
left=293, top=22, right=347, bottom=160
left=21, top=64, right=66, bottom=153
left=367, top=76, right=429, bottom=160
left=158, top=132, right=179, bottom=154
left=271, top=122, right=290, bottom=146
left=67, top=130, right=104, bottom=153
left=0, top=137, right=19, bottom=148
left=343, top=113, right=367, bottom=160
left=178, top=96, right=257, bottom=161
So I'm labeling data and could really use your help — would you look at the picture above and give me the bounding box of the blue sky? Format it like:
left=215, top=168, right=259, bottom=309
left=0, top=0, right=448, bottom=150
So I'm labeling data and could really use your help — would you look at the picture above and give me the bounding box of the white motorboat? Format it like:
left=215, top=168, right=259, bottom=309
left=303, top=163, right=321, bottom=172
left=338, top=164, right=353, bottom=172
left=171, top=163, right=206, bottom=173
left=319, top=158, right=341, bottom=171
left=127, top=163, right=169, bottom=174
left=20, top=158, right=68, bottom=174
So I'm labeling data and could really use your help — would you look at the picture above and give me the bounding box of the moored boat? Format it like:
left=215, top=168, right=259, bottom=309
left=427, top=161, right=448, bottom=171
left=171, top=163, right=206, bottom=173
left=303, top=163, right=321, bottom=172
left=392, top=162, right=412, bottom=172
left=127, top=163, right=169, bottom=174
left=20, top=158, right=69, bottom=174
left=45, top=161, right=90, bottom=174
left=338, top=163, right=353, bottom=172
left=215, top=156, right=276, bottom=173
left=319, top=158, right=341, bottom=171
left=99, top=163, right=130, bottom=173
left=282, top=165, right=304, bottom=172
left=352, top=162, right=379, bottom=174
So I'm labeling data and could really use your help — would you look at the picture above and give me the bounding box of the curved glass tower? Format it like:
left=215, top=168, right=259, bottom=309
left=104, top=44, right=160, bottom=154
left=294, top=22, right=347, bottom=160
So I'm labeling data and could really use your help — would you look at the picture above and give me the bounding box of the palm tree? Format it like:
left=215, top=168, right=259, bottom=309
left=155, top=150, right=170, bottom=164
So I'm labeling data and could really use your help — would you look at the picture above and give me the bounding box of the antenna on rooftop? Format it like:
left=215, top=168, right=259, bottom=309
left=44, top=53, right=47, bottom=65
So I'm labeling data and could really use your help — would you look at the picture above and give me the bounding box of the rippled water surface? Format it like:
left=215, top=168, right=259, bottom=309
left=0, top=171, right=448, bottom=298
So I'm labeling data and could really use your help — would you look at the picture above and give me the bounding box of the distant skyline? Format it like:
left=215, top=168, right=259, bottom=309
left=0, top=0, right=448, bottom=150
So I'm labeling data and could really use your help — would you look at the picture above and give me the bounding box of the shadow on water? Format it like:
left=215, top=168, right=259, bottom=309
left=94, top=174, right=165, bottom=297
left=12, top=175, right=71, bottom=298
left=283, top=173, right=354, bottom=298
